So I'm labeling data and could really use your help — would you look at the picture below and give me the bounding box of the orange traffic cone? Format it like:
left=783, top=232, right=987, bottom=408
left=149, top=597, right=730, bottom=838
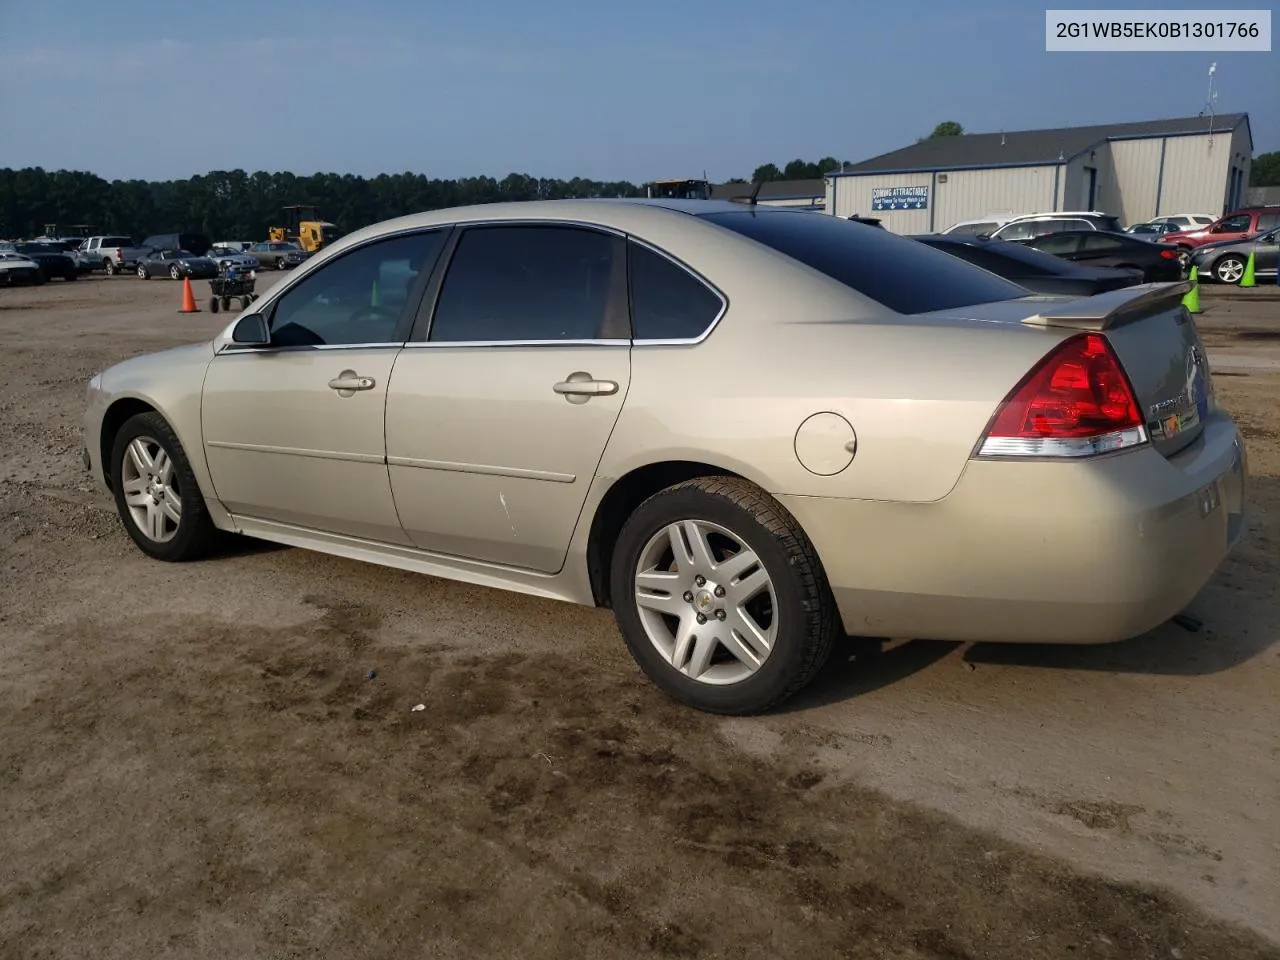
left=179, top=276, right=199, bottom=313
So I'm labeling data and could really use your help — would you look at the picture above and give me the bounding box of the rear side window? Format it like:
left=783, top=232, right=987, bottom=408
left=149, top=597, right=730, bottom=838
left=1256, top=213, right=1280, bottom=232
left=430, top=225, right=625, bottom=342
left=702, top=210, right=1025, bottom=314
left=628, top=241, right=723, bottom=341
left=1215, top=214, right=1252, bottom=232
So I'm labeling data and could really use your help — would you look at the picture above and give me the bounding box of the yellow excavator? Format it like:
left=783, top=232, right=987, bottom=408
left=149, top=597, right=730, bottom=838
left=268, top=205, right=341, bottom=253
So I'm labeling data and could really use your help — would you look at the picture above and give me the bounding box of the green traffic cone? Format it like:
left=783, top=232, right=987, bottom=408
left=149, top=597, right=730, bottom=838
left=1182, top=266, right=1202, bottom=314
left=1240, top=250, right=1256, bottom=287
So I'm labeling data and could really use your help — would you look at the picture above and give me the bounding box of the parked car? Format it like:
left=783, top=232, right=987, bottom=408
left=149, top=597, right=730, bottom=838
left=940, top=215, right=1015, bottom=236
left=1150, top=213, right=1217, bottom=231
left=0, top=251, right=44, bottom=286
left=247, top=241, right=310, bottom=269
left=1160, top=206, right=1280, bottom=252
left=208, top=247, right=261, bottom=273
left=911, top=235, right=1144, bottom=296
left=82, top=235, right=151, bottom=275
left=213, top=240, right=253, bottom=252
left=136, top=248, right=218, bottom=280
left=1022, top=231, right=1184, bottom=283
left=1189, top=227, right=1280, bottom=284
left=12, top=242, right=78, bottom=281
left=987, top=212, right=1124, bottom=242
left=1124, top=221, right=1179, bottom=240
left=140, top=233, right=211, bottom=257
left=81, top=199, right=1247, bottom=715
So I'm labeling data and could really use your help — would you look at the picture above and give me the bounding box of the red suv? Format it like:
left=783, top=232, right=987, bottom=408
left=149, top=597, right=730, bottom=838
left=1162, top=206, right=1280, bottom=251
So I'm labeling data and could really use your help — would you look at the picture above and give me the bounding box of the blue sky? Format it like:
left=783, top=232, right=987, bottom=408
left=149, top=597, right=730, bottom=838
left=0, top=0, right=1275, bottom=183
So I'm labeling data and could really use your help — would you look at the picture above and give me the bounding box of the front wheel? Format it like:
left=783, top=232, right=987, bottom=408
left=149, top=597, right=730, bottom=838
left=137, top=265, right=149, bottom=280
left=1214, top=255, right=1245, bottom=284
left=109, top=411, right=220, bottom=562
left=277, top=259, right=288, bottom=270
left=169, top=265, right=181, bottom=280
left=609, top=476, right=839, bottom=715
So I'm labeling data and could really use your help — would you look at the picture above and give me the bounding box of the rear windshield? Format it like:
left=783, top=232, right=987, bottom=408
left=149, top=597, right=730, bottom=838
left=104, top=236, right=133, bottom=246
left=701, top=210, right=1027, bottom=314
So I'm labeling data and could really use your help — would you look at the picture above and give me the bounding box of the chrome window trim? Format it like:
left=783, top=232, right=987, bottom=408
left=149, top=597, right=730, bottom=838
left=238, top=214, right=731, bottom=350
left=403, top=339, right=630, bottom=349
left=217, top=342, right=404, bottom=355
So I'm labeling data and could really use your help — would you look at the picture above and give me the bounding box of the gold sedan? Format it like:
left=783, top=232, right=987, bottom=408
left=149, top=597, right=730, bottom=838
left=82, top=199, right=1248, bottom=714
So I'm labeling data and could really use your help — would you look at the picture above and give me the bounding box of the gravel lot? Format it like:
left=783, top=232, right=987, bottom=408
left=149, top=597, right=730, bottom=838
left=1, top=273, right=1277, bottom=959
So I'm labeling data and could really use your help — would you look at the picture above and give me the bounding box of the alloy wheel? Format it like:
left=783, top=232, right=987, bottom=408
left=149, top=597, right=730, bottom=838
left=120, top=436, right=182, bottom=543
left=633, top=519, right=777, bottom=685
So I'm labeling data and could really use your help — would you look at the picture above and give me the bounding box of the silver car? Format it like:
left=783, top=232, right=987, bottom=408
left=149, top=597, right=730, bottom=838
left=82, top=199, right=1247, bottom=714
left=208, top=246, right=261, bottom=273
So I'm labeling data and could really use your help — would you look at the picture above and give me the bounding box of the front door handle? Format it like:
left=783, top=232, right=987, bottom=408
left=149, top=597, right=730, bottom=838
left=553, top=372, right=619, bottom=404
left=328, top=370, right=376, bottom=397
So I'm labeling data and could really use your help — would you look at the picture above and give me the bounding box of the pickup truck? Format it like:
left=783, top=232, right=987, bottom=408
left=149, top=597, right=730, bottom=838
left=80, top=235, right=153, bottom=275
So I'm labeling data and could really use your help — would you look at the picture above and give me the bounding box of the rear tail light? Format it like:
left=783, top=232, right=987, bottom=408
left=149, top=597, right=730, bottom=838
left=115, top=247, right=122, bottom=260
left=975, top=332, right=1147, bottom=459
left=1159, top=248, right=1178, bottom=260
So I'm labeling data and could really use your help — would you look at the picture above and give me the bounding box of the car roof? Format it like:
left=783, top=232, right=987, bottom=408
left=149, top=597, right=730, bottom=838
left=318, top=198, right=802, bottom=252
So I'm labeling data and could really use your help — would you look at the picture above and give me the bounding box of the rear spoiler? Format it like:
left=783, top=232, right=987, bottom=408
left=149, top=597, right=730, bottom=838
left=1021, top=280, right=1193, bottom=332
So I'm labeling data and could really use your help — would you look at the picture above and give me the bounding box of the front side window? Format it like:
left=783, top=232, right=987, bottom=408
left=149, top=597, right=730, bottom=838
left=429, top=225, right=625, bottom=342
left=1214, top=214, right=1252, bottom=233
left=948, top=221, right=999, bottom=236
left=1029, top=233, right=1081, bottom=255
left=628, top=241, right=723, bottom=341
left=269, top=230, right=445, bottom=347
left=702, top=210, right=1025, bottom=314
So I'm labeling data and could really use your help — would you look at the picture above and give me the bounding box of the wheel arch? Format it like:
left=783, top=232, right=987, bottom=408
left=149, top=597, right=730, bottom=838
left=99, top=396, right=162, bottom=491
left=586, top=459, right=748, bottom=608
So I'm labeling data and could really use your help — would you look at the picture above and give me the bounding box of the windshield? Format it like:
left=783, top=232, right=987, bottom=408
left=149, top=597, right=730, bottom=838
left=701, top=210, right=1027, bottom=314
left=321, top=226, right=339, bottom=240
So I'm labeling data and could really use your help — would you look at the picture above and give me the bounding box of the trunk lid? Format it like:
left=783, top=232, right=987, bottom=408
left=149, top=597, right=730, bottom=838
left=1020, top=282, right=1211, bottom=458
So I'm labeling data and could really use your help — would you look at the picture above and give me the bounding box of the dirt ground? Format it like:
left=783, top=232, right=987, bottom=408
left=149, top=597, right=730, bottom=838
left=1, top=273, right=1277, bottom=960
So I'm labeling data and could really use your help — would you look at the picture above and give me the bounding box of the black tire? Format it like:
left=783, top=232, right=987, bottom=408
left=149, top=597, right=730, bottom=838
left=138, top=266, right=150, bottom=280
left=239, top=296, right=250, bottom=311
left=277, top=259, right=287, bottom=270
left=222, top=297, right=231, bottom=311
left=109, top=411, right=220, bottom=562
left=209, top=297, right=220, bottom=314
left=609, top=476, right=839, bottom=715
left=169, top=265, right=181, bottom=280
left=104, top=259, right=117, bottom=275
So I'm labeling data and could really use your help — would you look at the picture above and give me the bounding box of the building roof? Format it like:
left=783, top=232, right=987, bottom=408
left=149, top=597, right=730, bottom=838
left=836, top=114, right=1250, bottom=176
left=710, top=179, right=826, bottom=201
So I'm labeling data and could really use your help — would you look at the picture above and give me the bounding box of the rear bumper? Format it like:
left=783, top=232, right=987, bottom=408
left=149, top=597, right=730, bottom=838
left=779, top=411, right=1247, bottom=643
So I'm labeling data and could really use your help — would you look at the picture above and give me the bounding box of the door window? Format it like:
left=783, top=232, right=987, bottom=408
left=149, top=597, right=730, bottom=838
left=1079, top=234, right=1126, bottom=253
left=268, top=230, right=445, bottom=347
left=428, top=225, right=626, bottom=342
left=1029, top=233, right=1081, bottom=255
left=1255, top=213, right=1280, bottom=232
left=628, top=241, right=724, bottom=341
left=1212, top=215, right=1251, bottom=233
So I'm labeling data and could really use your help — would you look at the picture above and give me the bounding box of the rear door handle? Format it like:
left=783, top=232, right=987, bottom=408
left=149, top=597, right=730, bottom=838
left=553, top=372, right=619, bottom=403
left=328, top=370, right=376, bottom=396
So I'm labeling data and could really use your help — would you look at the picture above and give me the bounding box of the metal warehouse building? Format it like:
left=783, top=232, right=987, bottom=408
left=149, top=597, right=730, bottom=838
left=825, top=114, right=1253, bottom=233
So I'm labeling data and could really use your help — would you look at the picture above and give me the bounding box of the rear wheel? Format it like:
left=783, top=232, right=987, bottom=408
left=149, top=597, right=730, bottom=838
left=104, top=259, right=117, bottom=275
left=109, top=411, right=220, bottom=562
left=137, top=265, right=149, bottom=280
left=609, top=476, right=839, bottom=715
left=1214, top=255, right=1245, bottom=284
left=277, top=258, right=288, bottom=270
left=209, top=297, right=220, bottom=313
